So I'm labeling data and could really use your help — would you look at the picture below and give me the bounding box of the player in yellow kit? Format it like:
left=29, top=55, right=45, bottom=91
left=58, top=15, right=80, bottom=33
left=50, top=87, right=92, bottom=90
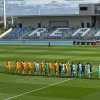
left=55, top=62, right=59, bottom=76
left=40, top=62, right=45, bottom=75
left=52, top=61, right=59, bottom=76
left=64, top=63, right=69, bottom=77
left=52, top=62, right=56, bottom=76
left=16, top=61, right=24, bottom=74
left=16, top=61, right=21, bottom=73
left=48, top=62, right=53, bottom=76
left=27, top=62, right=33, bottom=74
left=5, top=61, right=13, bottom=72
left=22, top=61, right=28, bottom=74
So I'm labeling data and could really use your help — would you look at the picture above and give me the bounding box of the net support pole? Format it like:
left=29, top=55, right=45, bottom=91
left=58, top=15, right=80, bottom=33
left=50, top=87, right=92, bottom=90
left=3, top=0, right=7, bottom=29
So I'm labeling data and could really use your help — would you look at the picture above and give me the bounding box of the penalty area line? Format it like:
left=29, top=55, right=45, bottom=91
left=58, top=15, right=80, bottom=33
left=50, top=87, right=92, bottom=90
left=4, top=78, right=71, bottom=100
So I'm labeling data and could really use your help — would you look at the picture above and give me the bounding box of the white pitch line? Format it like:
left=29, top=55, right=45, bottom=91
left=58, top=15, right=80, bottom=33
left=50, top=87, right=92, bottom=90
left=4, top=78, right=71, bottom=100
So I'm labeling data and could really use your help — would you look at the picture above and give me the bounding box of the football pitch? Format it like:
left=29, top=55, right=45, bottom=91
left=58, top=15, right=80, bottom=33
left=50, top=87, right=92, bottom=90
left=0, top=45, right=100, bottom=65
left=1, top=73, right=100, bottom=100
left=0, top=45, right=100, bottom=100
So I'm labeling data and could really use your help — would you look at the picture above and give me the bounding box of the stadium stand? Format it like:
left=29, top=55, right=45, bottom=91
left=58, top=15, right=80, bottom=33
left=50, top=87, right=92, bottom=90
left=0, top=28, right=12, bottom=39
left=47, top=28, right=75, bottom=39
left=72, top=28, right=91, bottom=37
left=2, top=26, right=100, bottom=40
left=95, top=30, right=100, bottom=37
left=3, top=27, right=22, bottom=39
left=28, top=28, right=47, bottom=37
left=1, top=0, right=100, bottom=41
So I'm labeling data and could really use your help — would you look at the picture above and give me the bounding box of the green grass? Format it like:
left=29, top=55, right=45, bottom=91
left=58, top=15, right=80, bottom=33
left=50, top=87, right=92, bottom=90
left=0, top=45, right=100, bottom=64
left=0, top=73, right=100, bottom=100
left=0, top=45, right=99, bottom=74
left=0, top=45, right=100, bottom=100
left=0, top=45, right=99, bottom=71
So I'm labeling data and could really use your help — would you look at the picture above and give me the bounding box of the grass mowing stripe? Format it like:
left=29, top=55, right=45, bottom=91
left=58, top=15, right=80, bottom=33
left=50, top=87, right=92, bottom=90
left=4, top=79, right=71, bottom=100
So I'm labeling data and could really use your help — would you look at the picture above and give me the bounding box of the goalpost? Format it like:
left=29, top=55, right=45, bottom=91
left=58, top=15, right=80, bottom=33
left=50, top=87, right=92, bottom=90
left=3, top=0, right=14, bottom=30
left=3, top=0, right=7, bottom=29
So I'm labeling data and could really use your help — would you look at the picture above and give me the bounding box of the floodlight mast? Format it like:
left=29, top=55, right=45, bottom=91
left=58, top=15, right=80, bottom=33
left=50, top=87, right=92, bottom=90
left=3, top=0, right=7, bottom=29
left=11, top=16, right=14, bottom=25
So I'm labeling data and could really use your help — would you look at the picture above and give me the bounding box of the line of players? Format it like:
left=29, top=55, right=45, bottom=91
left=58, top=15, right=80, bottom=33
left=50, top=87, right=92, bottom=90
left=5, top=61, right=100, bottom=79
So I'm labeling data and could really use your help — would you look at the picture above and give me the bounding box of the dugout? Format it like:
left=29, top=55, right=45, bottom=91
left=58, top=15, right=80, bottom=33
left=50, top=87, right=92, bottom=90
left=73, top=41, right=96, bottom=45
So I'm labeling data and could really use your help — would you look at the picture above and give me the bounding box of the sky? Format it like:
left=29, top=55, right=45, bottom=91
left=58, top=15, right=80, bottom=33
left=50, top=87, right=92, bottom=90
left=24, top=0, right=100, bottom=4
left=7, top=0, right=100, bottom=5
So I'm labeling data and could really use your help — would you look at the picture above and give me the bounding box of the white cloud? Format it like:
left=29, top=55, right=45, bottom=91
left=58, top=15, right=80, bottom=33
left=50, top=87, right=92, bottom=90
left=25, top=0, right=99, bottom=5
left=7, top=0, right=100, bottom=5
